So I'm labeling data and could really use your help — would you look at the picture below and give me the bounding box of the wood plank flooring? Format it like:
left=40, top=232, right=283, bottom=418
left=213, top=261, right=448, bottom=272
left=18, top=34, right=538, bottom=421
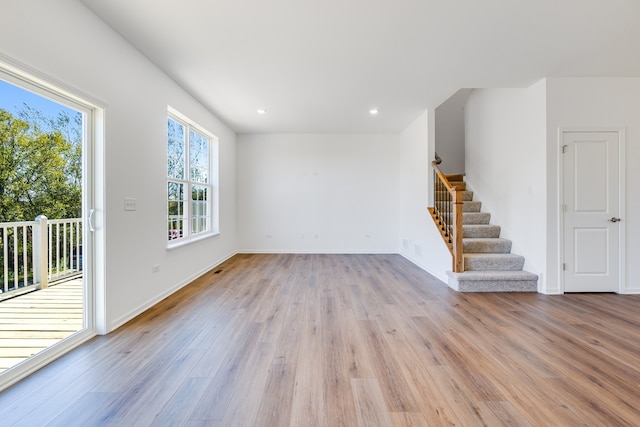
left=0, top=279, right=83, bottom=372
left=1, top=254, right=640, bottom=426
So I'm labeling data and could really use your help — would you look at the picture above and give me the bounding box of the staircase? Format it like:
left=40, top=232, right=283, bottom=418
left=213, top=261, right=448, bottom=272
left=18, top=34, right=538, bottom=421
left=442, top=176, right=538, bottom=292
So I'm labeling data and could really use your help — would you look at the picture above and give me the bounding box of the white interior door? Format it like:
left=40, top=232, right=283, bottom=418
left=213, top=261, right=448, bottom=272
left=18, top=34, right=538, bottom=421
left=562, top=131, right=621, bottom=292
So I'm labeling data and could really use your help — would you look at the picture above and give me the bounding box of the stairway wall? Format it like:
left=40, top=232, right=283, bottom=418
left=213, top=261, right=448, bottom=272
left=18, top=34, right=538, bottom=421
left=464, top=83, right=547, bottom=290
left=435, top=89, right=472, bottom=175
left=398, top=111, right=451, bottom=282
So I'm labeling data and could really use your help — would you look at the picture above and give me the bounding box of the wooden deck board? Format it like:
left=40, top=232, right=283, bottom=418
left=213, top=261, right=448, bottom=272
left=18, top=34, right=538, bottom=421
left=0, top=279, right=83, bottom=372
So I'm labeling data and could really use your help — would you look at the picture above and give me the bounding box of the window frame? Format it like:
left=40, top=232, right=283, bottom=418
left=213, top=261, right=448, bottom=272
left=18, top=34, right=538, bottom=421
left=167, top=107, right=219, bottom=248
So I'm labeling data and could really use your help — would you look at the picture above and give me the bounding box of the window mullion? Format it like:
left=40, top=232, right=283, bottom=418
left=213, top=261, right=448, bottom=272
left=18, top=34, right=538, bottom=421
left=184, top=125, right=191, bottom=238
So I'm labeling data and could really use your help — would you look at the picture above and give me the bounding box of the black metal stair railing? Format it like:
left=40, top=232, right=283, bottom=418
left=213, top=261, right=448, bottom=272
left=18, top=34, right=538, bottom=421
left=429, top=160, right=464, bottom=272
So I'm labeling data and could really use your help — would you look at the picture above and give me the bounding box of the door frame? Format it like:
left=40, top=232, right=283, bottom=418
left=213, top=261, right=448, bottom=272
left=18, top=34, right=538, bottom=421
left=0, top=54, right=106, bottom=392
left=557, top=127, right=626, bottom=294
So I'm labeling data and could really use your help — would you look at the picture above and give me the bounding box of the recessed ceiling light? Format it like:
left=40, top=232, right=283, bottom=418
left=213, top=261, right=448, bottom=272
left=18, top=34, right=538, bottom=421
left=257, top=108, right=267, bottom=114
left=369, top=108, right=379, bottom=115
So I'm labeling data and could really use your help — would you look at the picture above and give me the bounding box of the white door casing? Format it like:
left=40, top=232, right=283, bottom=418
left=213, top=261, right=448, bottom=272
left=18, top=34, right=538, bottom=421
left=561, top=130, right=625, bottom=293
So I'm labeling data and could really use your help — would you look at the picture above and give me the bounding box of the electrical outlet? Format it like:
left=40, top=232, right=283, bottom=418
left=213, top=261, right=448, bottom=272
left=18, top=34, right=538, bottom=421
left=124, top=197, right=137, bottom=211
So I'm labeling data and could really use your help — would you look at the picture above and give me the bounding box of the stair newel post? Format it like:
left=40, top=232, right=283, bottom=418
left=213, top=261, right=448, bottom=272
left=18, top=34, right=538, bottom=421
left=452, top=188, right=464, bottom=273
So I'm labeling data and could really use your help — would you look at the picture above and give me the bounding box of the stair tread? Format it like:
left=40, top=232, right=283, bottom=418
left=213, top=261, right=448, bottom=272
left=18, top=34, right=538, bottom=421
left=463, top=238, right=512, bottom=253
left=463, top=237, right=511, bottom=242
left=462, top=201, right=482, bottom=212
left=464, top=253, right=524, bottom=259
left=462, top=212, right=490, bottom=224
left=463, top=253, right=525, bottom=272
left=462, top=224, right=501, bottom=238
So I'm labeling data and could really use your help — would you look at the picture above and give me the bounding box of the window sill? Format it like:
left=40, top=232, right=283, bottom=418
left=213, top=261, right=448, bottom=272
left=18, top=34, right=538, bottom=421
left=166, top=231, right=220, bottom=251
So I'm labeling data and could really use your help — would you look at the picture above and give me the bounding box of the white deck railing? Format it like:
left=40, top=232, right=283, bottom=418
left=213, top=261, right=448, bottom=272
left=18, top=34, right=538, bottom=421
left=0, top=216, right=82, bottom=301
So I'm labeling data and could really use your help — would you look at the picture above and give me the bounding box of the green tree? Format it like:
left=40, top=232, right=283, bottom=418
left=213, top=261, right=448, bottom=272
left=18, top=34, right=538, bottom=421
left=0, top=106, right=81, bottom=222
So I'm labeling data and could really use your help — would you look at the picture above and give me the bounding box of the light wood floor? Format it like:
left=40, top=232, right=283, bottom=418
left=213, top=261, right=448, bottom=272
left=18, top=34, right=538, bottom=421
left=1, top=254, right=640, bottom=426
left=0, top=279, right=83, bottom=373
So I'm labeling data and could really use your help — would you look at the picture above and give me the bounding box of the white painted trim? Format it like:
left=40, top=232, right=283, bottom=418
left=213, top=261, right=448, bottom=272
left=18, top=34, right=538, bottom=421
left=557, top=127, right=626, bottom=294
left=0, top=52, right=108, bottom=111
left=398, top=253, right=448, bottom=283
left=0, top=56, right=109, bottom=387
left=0, top=329, right=96, bottom=393
left=555, top=127, right=566, bottom=295
left=236, top=249, right=398, bottom=255
left=107, top=251, right=237, bottom=333
left=618, top=129, right=628, bottom=294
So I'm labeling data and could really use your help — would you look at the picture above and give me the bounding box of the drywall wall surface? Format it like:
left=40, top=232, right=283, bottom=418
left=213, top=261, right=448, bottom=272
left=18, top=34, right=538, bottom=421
left=435, top=88, right=471, bottom=175
left=398, top=111, right=451, bottom=282
left=237, top=133, right=399, bottom=253
left=464, top=82, right=547, bottom=289
left=0, top=0, right=237, bottom=332
left=546, top=77, right=640, bottom=294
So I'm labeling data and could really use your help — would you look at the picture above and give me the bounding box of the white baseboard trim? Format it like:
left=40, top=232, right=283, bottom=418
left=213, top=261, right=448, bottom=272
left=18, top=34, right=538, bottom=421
left=398, top=253, right=448, bottom=283
left=236, top=249, right=397, bottom=255
left=107, top=251, right=237, bottom=333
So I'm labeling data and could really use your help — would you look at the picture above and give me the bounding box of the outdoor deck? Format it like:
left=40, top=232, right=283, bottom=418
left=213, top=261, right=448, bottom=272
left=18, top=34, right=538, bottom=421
left=0, top=279, right=83, bottom=373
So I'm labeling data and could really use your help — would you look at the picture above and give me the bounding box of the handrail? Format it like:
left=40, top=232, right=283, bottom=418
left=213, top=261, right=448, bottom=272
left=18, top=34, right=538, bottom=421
left=429, top=160, right=464, bottom=272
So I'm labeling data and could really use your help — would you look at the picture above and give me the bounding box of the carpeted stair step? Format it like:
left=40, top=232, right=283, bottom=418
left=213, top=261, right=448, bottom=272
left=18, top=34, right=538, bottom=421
left=464, top=253, right=525, bottom=271
left=462, top=201, right=482, bottom=212
left=441, top=212, right=491, bottom=224
left=463, top=238, right=512, bottom=253
left=435, top=190, right=474, bottom=201
left=449, top=181, right=467, bottom=190
left=463, top=224, right=501, bottom=238
left=460, top=190, right=473, bottom=201
left=462, top=212, right=490, bottom=224
left=446, top=270, right=539, bottom=292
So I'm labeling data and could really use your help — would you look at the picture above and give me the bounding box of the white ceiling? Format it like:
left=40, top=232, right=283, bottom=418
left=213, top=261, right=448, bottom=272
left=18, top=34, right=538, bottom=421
left=80, top=0, right=640, bottom=134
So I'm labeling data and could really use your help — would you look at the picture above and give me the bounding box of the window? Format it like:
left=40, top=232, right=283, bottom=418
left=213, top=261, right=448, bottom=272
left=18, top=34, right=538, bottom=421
left=167, top=108, right=218, bottom=245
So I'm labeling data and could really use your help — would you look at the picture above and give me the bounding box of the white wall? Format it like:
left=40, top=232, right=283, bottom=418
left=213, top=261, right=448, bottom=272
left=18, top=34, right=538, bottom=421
left=0, top=0, right=237, bottom=332
left=398, top=111, right=451, bottom=281
left=464, top=82, right=547, bottom=289
left=435, top=89, right=471, bottom=175
left=546, top=78, right=640, bottom=294
left=237, top=134, right=398, bottom=253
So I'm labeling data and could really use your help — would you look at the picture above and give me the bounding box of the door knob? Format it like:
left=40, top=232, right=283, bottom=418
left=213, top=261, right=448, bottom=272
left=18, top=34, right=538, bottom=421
left=609, top=217, right=621, bottom=223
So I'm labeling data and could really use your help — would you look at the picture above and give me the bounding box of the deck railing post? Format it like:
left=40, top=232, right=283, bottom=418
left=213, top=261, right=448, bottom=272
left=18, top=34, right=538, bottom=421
left=34, top=215, right=48, bottom=289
